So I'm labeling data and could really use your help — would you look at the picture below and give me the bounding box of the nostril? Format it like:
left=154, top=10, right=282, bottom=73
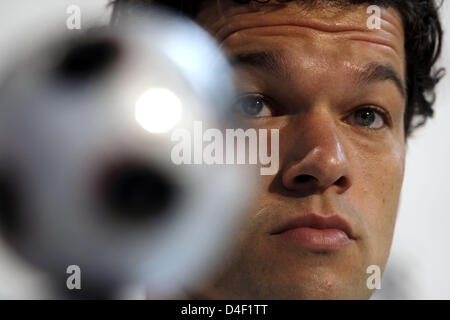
left=335, top=176, right=348, bottom=188
left=295, top=174, right=317, bottom=184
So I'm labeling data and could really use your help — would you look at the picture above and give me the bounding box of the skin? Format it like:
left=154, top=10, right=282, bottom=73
left=189, top=0, right=407, bottom=299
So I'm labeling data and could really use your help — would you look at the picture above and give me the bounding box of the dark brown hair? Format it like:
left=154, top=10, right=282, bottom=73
left=111, top=0, right=445, bottom=138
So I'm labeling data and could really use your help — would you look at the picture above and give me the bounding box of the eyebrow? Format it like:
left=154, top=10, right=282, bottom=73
left=229, top=50, right=289, bottom=80
left=358, top=62, right=406, bottom=98
left=229, top=51, right=406, bottom=98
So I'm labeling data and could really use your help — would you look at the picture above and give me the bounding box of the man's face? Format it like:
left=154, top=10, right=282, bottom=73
left=194, top=1, right=406, bottom=299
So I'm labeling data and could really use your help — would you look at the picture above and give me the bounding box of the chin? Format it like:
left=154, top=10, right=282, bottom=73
left=197, top=265, right=372, bottom=300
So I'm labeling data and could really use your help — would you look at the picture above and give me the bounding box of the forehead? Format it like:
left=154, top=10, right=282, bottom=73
left=196, top=1, right=406, bottom=80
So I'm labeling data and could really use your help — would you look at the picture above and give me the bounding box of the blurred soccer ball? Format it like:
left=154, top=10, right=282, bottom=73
left=0, top=6, right=253, bottom=297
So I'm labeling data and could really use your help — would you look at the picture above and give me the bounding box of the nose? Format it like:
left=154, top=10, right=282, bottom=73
left=281, top=113, right=353, bottom=195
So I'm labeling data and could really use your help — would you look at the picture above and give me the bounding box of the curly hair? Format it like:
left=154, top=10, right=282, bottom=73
left=111, top=0, right=445, bottom=138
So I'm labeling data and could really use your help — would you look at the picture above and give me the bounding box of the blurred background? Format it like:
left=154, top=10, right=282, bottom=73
left=0, top=0, right=448, bottom=299
left=372, top=0, right=450, bottom=300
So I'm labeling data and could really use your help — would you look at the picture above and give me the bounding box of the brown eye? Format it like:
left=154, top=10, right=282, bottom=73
left=350, top=107, right=386, bottom=130
left=233, top=94, right=272, bottom=117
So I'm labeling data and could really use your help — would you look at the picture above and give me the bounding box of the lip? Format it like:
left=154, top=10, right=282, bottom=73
left=271, top=213, right=356, bottom=251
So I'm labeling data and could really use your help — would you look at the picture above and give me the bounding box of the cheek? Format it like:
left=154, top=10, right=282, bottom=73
left=350, top=140, right=405, bottom=256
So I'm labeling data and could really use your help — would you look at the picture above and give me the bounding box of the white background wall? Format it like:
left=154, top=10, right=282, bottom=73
left=0, top=0, right=448, bottom=299
left=373, top=0, right=450, bottom=300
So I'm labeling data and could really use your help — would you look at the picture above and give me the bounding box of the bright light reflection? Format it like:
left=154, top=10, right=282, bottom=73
left=135, top=88, right=182, bottom=133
